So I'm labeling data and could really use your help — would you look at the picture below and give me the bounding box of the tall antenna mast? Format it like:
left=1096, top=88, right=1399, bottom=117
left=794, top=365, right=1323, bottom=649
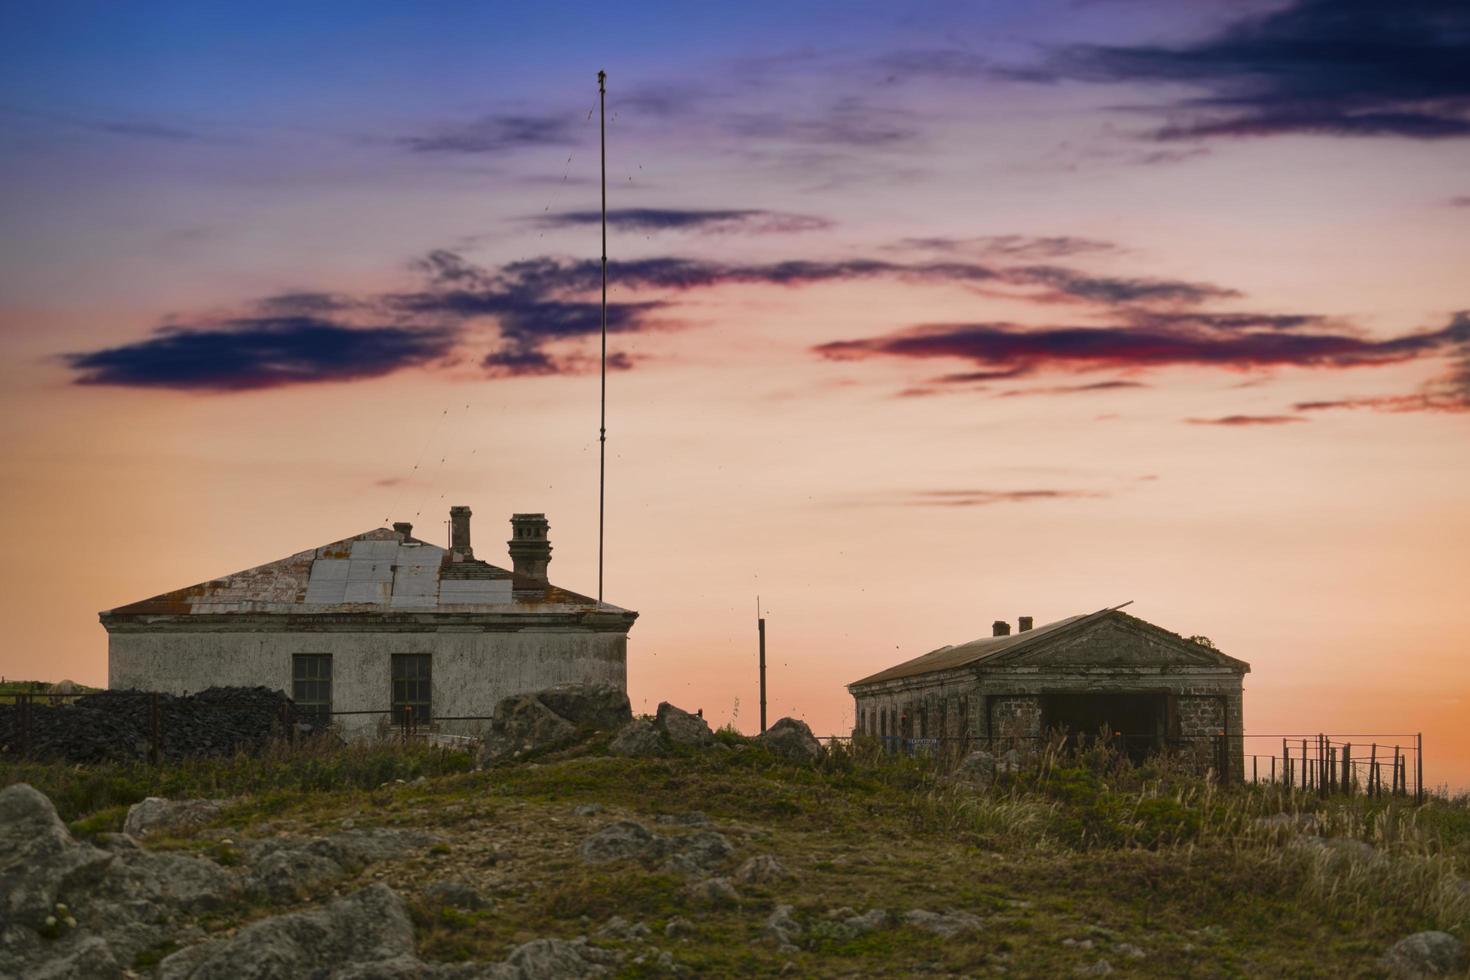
left=597, top=69, right=608, bottom=604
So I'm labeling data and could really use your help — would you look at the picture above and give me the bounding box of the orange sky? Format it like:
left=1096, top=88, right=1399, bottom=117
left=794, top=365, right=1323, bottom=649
left=2, top=1, right=1467, bottom=788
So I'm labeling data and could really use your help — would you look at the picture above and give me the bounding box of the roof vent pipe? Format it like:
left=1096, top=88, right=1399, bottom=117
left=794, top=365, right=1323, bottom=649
left=393, top=522, right=413, bottom=538
left=992, top=620, right=1011, bottom=637
left=1018, top=616, right=1033, bottom=632
left=508, top=513, right=552, bottom=582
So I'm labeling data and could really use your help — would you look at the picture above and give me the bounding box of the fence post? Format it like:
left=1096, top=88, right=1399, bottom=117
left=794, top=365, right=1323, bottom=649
left=1369, top=743, right=1378, bottom=796
left=1416, top=733, right=1424, bottom=805
left=149, top=692, right=161, bottom=765
left=1300, top=739, right=1308, bottom=791
left=17, top=694, right=31, bottom=757
left=1342, top=743, right=1352, bottom=795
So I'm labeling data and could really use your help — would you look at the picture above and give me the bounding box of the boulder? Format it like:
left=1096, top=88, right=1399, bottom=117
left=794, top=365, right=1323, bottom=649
left=756, top=717, right=824, bottom=764
left=952, top=750, right=997, bottom=787
left=0, top=783, right=113, bottom=928
left=655, top=702, right=713, bottom=747
left=764, top=904, right=802, bottom=952
left=661, top=831, right=734, bottom=875
left=123, top=797, right=224, bottom=839
left=481, top=695, right=578, bottom=763
left=608, top=719, right=665, bottom=758
left=1382, top=931, right=1466, bottom=978
left=904, top=908, right=983, bottom=938
left=536, top=685, right=632, bottom=733
left=684, top=876, right=739, bottom=905
left=497, top=937, right=621, bottom=979
left=578, top=820, right=662, bottom=864
left=424, top=880, right=485, bottom=910
left=157, top=884, right=416, bottom=980
left=734, top=854, right=790, bottom=885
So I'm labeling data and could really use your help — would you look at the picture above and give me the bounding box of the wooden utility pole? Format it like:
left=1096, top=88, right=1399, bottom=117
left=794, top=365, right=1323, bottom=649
left=757, top=597, right=767, bottom=734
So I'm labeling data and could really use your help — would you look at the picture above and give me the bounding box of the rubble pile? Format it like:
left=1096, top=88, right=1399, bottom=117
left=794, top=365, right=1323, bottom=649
left=0, top=686, right=306, bottom=763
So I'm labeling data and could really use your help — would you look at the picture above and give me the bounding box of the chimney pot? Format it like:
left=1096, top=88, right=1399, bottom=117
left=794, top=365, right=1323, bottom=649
left=393, top=521, right=413, bottom=538
left=992, top=620, right=1011, bottom=637
left=1019, top=616, right=1033, bottom=632
left=449, top=506, right=473, bottom=559
left=508, top=513, right=552, bottom=582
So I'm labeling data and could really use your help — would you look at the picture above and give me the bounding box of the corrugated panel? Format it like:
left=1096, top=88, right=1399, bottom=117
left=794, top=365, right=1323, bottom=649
left=350, top=539, right=400, bottom=560
left=303, top=559, right=351, bottom=604
left=390, top=560, right=441, bottom=609
left=343, top=558, right=393, bottom=604
left=439, top=579, right=513, bottom=605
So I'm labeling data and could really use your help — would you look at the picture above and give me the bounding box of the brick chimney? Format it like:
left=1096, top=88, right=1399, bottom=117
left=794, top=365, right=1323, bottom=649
left=392, top=521, right=413, bottom=538
left=449, top=505, right=473, bottom=560
left=508, top=513, right=552, bottom=582
left=1018, top=616, right=1033, bottom=632
left=992, top=620, right=1011, bottom=637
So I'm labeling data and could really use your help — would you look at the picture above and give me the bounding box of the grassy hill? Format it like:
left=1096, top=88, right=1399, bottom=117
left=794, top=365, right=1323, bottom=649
left=4, top=734, right=1468, bottom=977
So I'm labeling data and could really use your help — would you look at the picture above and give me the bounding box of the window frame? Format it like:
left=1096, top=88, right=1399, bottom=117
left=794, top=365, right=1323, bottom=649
left=291, top=653, right=333, bottom=727
left=390, top=653, right=432, bottom=726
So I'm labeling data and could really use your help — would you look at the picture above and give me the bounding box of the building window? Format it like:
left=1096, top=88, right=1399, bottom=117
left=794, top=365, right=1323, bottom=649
left=391, top=653, right=432, bottom=725
left=292, top=654, right=332, bottom=727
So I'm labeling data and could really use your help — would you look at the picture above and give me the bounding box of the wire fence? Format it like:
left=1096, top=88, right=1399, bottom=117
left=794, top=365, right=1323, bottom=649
left=0, top=690, right=1426, bottom=802
left=825, top=730, right=1426, bottom=803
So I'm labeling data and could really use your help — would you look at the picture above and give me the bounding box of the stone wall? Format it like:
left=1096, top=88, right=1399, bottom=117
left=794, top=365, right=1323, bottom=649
left=989, top=696, right=1043, bottom=740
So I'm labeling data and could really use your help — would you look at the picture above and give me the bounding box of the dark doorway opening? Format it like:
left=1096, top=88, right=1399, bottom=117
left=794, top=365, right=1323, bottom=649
left=1041, top=692, right=1167, bottom=764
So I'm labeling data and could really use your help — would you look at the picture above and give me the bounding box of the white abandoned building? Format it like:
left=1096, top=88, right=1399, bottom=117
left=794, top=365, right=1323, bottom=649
left=848, top=606, right=1249, bottom=776
left=101, top=507, right=637, bottom=733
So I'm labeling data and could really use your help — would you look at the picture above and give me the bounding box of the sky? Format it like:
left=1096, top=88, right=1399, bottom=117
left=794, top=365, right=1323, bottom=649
left=2, top=1, right=1467, bottom=786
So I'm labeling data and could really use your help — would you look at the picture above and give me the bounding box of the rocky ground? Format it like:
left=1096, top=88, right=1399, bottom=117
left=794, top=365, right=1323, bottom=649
left=3, top=685, right=1468, bottom=978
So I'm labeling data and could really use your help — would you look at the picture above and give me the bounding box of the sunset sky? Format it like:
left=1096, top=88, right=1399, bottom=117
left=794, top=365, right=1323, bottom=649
left=3, top=2, right=1467, bottom=785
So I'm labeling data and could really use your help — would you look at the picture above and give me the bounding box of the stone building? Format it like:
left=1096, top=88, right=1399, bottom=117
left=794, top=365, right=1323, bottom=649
left=101, top=506, right=637, bottom=734
left=848, top=606, right=1249, bottom=776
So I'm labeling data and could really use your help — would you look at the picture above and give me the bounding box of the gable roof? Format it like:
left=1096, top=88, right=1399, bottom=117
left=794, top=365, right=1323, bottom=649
left=848, top=606, right=1246, bottom=687
left=102, top=526, right=632, bottom=619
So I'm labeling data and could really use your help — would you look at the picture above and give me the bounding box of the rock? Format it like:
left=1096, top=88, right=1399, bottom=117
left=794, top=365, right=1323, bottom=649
left=574, top=804, right=605, bottom=817
left=579, top=820, right=661, bottom=864
left=952, top=750, right=997, bottom=787
left=0, top=783, right=114, bottom=929
left=595, top=916, right=651, bottom=941
left=655, top=812, right=707, bottom=826
left=425, top=880, right=485, bottom=910
left=241, top=828, right=438, bottom=901
left=655, top=703, right=713, bottom=747
left=536, top=685, right=632, bottom=733
left=608, top=719, right=665, bottom=758
left=1115, top=942, right=1146, bottom=960
left=846, top=909, right=890, bottom=934
left=25, top=934, right=122, bottom=980
left=684, top=877, right=739, bottom=905
left=764, top=904, right=803, bottom=951
left=481, top=695, right=578, bottom=763
left=756, top=718, right=824, bottom=765
left=1075, top=960, right=1113, bottom=977
left=734, top=854, right=790, bottom=885
left=1382, top=931, right=1466, bottom=978
left=1062, top=938, right=1094, bottom=950
left=157, top=884, right=417, bottom=979
left=661, top=831, right=733, bottom=875
left=664, top=916, right=694, bottom=939
left=497, top=937, right=621, bottom=979
left=123, top=797, right=225, bottom=839
left=904, top=908, right=983, bottom=938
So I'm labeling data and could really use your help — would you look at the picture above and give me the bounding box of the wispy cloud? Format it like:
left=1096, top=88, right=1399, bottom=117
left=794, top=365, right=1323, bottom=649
left=534, top=208, right=831, bottom=235
left=398, top=113, right=579, bottom=154
left=65, top=318, right=455, bottom=391
left=895, top=235, right=1118, bottom=260
left=1186, top=414, right=1307, bottom=426
left=1012, top=0, right=1470, bottom=141
left=815, top=314, right=1470, bottom=381
left=906, top=488, right=1107, bottom=506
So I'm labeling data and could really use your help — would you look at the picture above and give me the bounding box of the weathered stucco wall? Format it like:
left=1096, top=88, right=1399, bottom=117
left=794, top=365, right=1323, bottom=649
left=109, top=629, right=627, bottom=735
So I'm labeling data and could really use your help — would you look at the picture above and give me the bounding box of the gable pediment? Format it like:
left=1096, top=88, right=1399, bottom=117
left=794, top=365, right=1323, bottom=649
left=986, top=615, right=1242, bottom=670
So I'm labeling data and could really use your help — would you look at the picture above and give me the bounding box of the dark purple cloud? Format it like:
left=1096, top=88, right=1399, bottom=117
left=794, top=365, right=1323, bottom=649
left=1186, top=415, right=1307, bottom=426
left=1017, top=0, right=1470, bottom=141
left=1451, top=196, right=1470, bottom=207
left=535, top=208, right=831, bottom=235
left=1008, top=265, right=1237, bottom=305
left=815, top=314, right=1470, bottom=378
left=907, top=489, right=1106, bottom=506
left=896, top=235, right=1118, bottom=260
left=398, top=113, right=578, bottom=154
left=65, top=317, right=455, bottom=392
